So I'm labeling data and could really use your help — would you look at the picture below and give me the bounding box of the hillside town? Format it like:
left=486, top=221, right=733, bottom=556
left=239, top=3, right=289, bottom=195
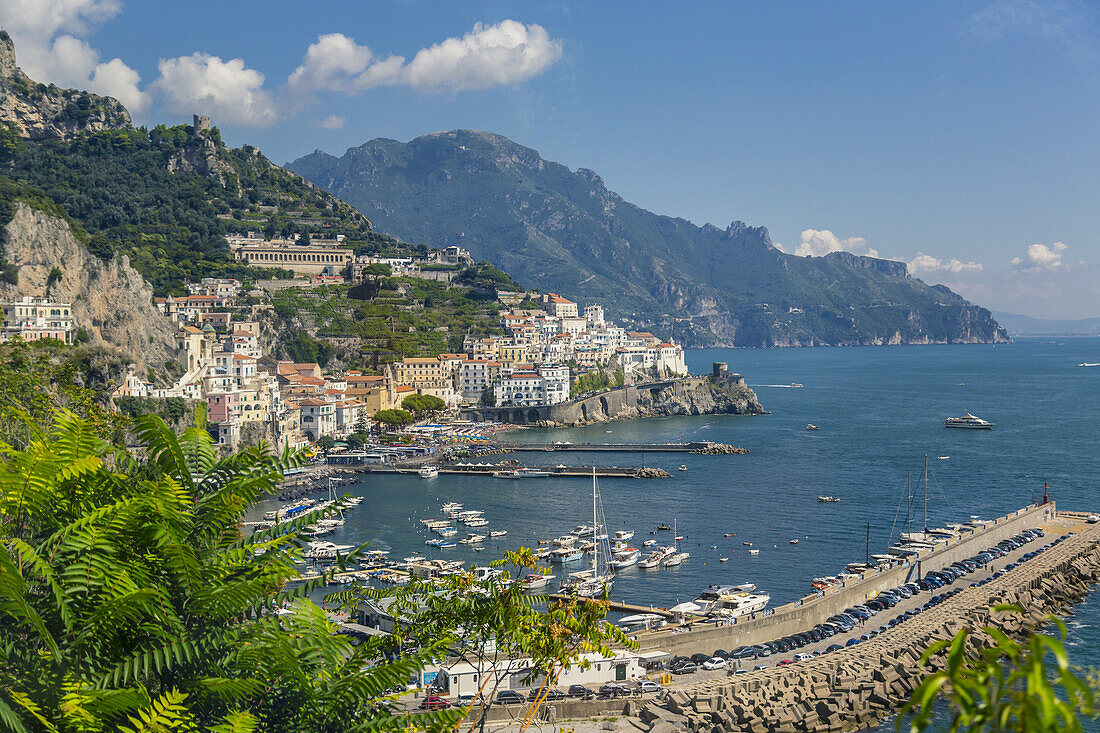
left=92, top=238, right=687, bottom=450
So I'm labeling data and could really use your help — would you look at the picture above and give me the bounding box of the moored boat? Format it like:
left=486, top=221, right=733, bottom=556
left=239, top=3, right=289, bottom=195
left=944, top=412, right=994, bottom=429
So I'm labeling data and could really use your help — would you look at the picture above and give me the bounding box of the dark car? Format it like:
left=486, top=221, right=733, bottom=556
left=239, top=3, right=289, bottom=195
left=731, top=646, right=756, bottom=659
left=712, top=649, right=731, bottom=660
left=670, top=661, right=698, bottom=675
left=599, top=683, right=629, bottom=697
left=826, top=644, right=843, bottom=652
left=496, top=690, right=525, bottom=705
left=568, top=685, right=595, bottom=699
left=753, top=644, right=773, bottom=657
left=528, top=687, right=567, bottom=701
left=690, top=653, right=711, bottom=665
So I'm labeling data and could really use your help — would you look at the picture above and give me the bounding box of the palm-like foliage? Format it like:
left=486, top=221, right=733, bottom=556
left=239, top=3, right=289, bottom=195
left=0, top=411, right=461, bottom=732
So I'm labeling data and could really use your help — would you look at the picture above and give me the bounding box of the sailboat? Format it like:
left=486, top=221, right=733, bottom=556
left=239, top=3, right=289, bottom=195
left=663, top=519, right=689, bottom=566
left=562, top=469, right=615, bottom=597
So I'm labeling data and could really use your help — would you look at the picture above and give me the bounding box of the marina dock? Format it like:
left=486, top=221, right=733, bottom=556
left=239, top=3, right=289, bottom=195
left=358, top=464, right=670, bottom=478
left=547, top=594, right=674, bottom=619
left=501, top=441, right=748, bottom=454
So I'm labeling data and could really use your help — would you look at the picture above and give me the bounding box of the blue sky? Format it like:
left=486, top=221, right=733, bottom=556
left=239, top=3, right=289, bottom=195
left=4, top=1, right=1097, bottom=318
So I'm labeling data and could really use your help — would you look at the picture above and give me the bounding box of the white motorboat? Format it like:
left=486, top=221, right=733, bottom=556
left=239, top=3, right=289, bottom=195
left=464, top=518, right=489, bottom=527
left=441, top=502, right=462, bottom=512
left=434, top=527, right=457, bottom=537
left=748, top=549, right=760, bottom=556
left=669, top=584, right=770, bottom=618
left=548, top=548, right=583, bottom=563
left=663, top=552, right=689, bottom=567
left=458, top=534, right=486, bottom=545
left=552, top=535, right=577, bottom=548
left=570, top=524, right=595, bottom=537
left=642, top=539, right=658, bottom=547
left=490, top=530, right=508, bottom=537
left=418, top=465, right=439, bottom=479
left=944, top=412, right=994, bottom=429
left=609, top=548, right=640, bottom=570
left=613, top=530, right=635, bottom=541
left=521, top=573, right=555, bottom=591
left=638, top=552, right=662, bottom=569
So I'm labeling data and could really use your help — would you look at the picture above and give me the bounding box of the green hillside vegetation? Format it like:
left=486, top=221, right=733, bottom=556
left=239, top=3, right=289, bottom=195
left=0, top=121, right=430, bottom=295
left=291, top=130, right=1009, bottom=347
left=270, top=275, right=507, bottom=370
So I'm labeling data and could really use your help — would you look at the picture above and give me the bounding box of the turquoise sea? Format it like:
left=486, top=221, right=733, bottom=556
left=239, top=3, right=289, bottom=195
left=287, top=337, right=1100, bottom=722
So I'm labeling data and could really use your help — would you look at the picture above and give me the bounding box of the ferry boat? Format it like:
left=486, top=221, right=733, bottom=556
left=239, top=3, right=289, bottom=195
left=418, top=465, right=439, bottom=479
left=944, top=412, right=994, bottom=429
left=669, top=584, right=770, bottom=618
left=609, top=548, right=640, bottom=570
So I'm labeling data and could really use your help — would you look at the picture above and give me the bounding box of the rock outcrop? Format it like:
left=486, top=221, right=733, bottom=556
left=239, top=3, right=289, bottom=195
left=0, top=32, right=130, bottom=140
left=0, top=202, right=176, bottom=368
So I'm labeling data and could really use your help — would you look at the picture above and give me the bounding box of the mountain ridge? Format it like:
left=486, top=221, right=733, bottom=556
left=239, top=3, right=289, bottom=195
left=290, top=129, right=1009, bottom=348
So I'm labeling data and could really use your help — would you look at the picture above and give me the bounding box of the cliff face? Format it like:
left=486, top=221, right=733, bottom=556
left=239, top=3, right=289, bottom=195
left=0, top=203, right=176, bottom=367
left=0, top=32, right=130, bottom=141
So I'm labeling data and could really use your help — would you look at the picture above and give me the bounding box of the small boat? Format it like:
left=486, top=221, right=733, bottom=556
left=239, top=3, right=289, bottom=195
left=817, top=496, right=840, bottom=503
left=638, top=552, right=662, bottom=568
left=458, top=534, right=486, bottom=545
left=789, top=539, right=799, bottom=545
left=724, top=533, right=731, bottom=537
left=749, top=549, right=760, bottom=555
left=742, top=541, right=752, bottom=546
left=719, top=557, right=729, bottom=562
left=490, top=530, right=508, bottom=538
left=656, top=524, right=672, bottom=531
left=790, top=382, right=803, bottom=388
left=642, top=539, right=658, bottom=547
left=944, top=412, right=994, bottom=429
left=678, top=465, right=687, bottom=471
left=418, top=465, right=439, bottom=479
left=494, top=468, right=551, bottom=478
left=521, top=573, right=555, bottom=591
left=613, top=530, right=635, bottom=541
left=425, top=539, right=456, bottom=548
left=663, top=552, right=689, bottom=567
left=548, top=548, right=584, bottom=564
left=434, top=527, right=457, bottom=537
left=805, top=424, right=819, bottom=431
left=464, top=518, right=489, bottom=527
left=937, top=456, right=949, bottom=460
left=442, top=502, right=462, bottom=512
left=610, top=548, right=640, bottom=570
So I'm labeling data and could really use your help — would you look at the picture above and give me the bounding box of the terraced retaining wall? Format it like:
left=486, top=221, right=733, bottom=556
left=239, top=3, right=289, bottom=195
left=627, top=515, right=1100, bottom=733
left=631, top=503, right=1054, bottom=659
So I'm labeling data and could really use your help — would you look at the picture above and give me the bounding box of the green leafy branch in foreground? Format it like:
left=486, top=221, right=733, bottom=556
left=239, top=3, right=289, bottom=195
left=0, top=410, right=462, bottom=733
left=901, top=605, right=1098, bottom=733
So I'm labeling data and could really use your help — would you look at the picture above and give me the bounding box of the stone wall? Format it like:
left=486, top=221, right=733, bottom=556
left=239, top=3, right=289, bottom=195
left=628, top=509, right=1100, bottom=733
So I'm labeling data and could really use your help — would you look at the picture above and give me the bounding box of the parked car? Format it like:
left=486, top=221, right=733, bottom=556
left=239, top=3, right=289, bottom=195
left=568, top=685, right=595, bottom=699
left=637, top=680, right=662, bottom=694
left=456, top=693, right=485, bottom=706
left=420, top=695, right=452, bottom=710
left=599, top=683, right=630, bottom=698
left=731, top=646, right=756, bottom=659
left=793, top=653, right=813, bottom=662
left=496, top=690, right=525, bottom=705
left=702, top=657, right=728, bottom=671
left=670, top=661, right=698, bottom=675
left=690, top=653, right=712, bottom=665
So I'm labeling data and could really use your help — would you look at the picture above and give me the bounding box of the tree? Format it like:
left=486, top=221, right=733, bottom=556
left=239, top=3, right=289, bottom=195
left=401, top=393, right=445, bottom=416
left=298, top=230, right=310, bottom=246
left=374, top=408, right=413, bottom=429
left=479, top=386, right=496, bottom=407
left=315, top=434, right=335, bottom=451
left=0, top=411, right=461, bottom=732
left=902, top=605, right=1096, bottom=733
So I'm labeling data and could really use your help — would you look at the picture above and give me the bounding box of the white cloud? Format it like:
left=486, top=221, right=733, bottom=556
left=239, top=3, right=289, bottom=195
left=0, top=0, right=147, bottom=112
left=908, top=253, right=983, bottom=275
left=151, top=53, right=277, bottom=127
left=319, top=115, right=346, bottom=130
left=1012, top=241, right=1070, bottom=271
left=793, top=229, right=879, bottom=258
left=286, top=20, right=562, bottom=97
left=968, top=0, right=1094, bottom=59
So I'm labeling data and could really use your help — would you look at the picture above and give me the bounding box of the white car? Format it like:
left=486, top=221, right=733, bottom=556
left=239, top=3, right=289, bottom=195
left=793, top=653, right=813, bottom=662
left=701, top=657, right=728, bottom=671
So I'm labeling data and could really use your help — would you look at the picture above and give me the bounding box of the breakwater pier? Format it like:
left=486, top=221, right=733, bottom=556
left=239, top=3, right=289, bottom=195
left=358, top=464, right=671, bottom=478
left=621, top=507, right=1100, bottom=732
left=500, top=441, right=749, bottom=455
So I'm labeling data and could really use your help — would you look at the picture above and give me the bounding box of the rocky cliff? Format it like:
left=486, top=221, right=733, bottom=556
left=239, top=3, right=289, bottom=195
left=0, top=202, right=176, bottom=368
left=0, top=32, right=130, bottom=141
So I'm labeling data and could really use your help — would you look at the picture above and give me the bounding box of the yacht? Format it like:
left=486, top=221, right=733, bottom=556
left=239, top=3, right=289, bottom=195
left=464, top=517, right=489, bottom=527
left=418, top=465, right=439, bottom=479
left=490, top=530, right=508, bottom=538
left=458, top=534, right=486, bottom=545
left=552, top=535, right=577, bottom=548
left=944, top=412, right=994, bottom=429
left=520, top=573, right=555, bottom=591
left=570, top=524, right=596, bottom=537
left=663, top=552, right=689, bottom=567
left=609, top=548, right=640, bottom=570
left=441, top=502, right=462, bottom=512
left=612, top=530, right=635, bottom=541
left=548, top=547, right=584, bottom=564
left=669, top=584, right=770, bottom=618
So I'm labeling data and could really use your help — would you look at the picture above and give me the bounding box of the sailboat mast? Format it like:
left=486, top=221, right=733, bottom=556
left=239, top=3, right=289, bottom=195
left=905, top=472, right=912, bottom=537
left=592, top=468, right=598, bottom=575
left=923, top=454, right=929, bottom=533
left=865, top=522, right=870, bottom=565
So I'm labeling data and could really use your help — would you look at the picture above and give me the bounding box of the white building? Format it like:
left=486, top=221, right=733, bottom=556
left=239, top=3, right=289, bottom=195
left=435, top=650, right=644, bottom=697
left=494, top=364, right=570, bottom=407
left=458, top=359, right=502, bottom=401
left=1, top=297, right=74, bottom=343
left=583, top=303, right=605, bottom=327
left=297, top=399, right=336, bottom=440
